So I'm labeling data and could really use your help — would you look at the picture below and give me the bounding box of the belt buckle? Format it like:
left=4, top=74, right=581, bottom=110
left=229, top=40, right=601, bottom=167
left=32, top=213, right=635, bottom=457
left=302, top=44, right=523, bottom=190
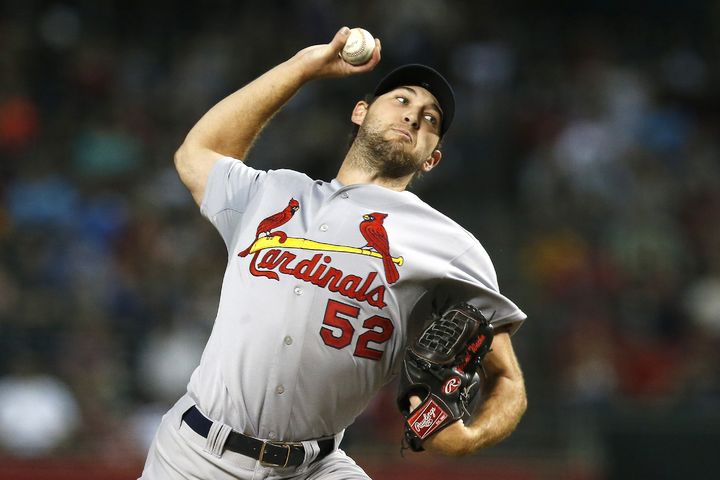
left=259, top=441, right=299, bottom=468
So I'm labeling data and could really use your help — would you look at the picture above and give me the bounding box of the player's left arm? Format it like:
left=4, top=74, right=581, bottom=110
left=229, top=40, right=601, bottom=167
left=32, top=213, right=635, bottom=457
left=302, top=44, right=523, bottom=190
left=413, top=326, right=527, bottom=456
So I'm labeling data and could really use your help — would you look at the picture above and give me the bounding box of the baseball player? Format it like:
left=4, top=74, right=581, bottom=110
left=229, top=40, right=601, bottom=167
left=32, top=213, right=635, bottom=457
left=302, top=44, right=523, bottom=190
left=139, top=27, right=527, bottom=479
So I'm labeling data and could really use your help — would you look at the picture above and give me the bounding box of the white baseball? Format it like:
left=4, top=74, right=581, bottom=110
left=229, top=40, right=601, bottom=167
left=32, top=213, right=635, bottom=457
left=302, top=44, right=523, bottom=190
left=341, top=28, right=375, bottom=65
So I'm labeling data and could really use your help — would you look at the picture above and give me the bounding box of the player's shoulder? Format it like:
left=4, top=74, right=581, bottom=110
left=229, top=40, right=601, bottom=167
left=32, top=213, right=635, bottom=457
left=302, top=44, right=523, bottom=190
left=403, top=192, right=478, bottom=242
left=265, top=168, right=315, bottom=185
left=213, top=158, right=317, bottom=187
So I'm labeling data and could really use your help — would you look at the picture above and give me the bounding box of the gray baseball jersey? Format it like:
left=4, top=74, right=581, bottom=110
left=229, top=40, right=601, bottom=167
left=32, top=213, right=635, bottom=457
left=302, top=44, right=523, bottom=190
left=188, top=156, right=526, bottom=442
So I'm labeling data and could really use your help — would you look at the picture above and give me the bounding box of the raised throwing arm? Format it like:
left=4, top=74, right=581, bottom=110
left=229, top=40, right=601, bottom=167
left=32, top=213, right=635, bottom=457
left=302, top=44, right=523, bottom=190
left=174, top=27, right=381, bottom=205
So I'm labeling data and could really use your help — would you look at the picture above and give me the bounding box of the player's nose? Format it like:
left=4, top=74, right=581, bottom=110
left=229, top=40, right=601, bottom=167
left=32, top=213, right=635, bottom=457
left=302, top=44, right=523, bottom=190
left=403, top=112, right=420, bottom=129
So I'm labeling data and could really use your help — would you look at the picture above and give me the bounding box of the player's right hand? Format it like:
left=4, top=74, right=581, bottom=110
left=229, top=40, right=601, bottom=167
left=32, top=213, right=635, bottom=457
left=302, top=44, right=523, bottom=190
left=292, top=27, right=381, bottom=80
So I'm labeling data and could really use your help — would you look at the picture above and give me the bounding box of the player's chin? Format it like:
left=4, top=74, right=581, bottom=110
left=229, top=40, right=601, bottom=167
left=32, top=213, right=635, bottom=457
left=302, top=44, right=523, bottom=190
left=391, top=139, right=420, bottom=157
left=383, top=139, right=412, bottom=156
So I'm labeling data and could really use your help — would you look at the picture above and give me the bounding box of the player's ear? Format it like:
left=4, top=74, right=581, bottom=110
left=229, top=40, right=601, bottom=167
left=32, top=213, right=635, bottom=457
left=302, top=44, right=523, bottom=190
left=351, top=101, right=369, bottom=126
left=421, top=149, right=442, bottom=172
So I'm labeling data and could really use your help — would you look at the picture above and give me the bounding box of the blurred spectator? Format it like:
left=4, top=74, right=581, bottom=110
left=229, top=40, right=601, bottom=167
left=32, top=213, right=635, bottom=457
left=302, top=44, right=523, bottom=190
left=0, top=374, right=80, bottom=456
left=684, top=275, right=720, bottom=336
left=0, top=96, right=38, bottom=152
left=137, top=323, right=205, bottom=402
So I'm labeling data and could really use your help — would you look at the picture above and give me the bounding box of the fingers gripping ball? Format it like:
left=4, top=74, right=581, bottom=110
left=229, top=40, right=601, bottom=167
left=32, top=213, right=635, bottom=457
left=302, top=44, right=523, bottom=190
left=341, top=28, right=375, bottom=65
left=397, top=304, right=494, bottom=452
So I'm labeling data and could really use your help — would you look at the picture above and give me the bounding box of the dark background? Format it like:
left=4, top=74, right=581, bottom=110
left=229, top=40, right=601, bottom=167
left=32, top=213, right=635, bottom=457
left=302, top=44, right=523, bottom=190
left=1, top=1, right=719, bottom=478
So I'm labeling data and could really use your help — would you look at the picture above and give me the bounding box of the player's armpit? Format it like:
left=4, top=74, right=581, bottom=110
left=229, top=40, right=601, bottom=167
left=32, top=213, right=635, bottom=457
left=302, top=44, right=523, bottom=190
left=174, top=144, right=224, bottom=206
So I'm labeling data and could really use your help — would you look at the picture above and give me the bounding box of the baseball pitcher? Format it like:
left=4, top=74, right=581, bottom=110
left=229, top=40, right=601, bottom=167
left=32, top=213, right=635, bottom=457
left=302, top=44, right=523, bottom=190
left=139, top=26, right=527, bottom=480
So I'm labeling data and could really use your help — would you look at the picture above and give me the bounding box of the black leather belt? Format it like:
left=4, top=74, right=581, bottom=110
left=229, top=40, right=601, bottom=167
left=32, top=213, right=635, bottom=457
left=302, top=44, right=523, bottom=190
left=181, top=406, right=334, bottom=467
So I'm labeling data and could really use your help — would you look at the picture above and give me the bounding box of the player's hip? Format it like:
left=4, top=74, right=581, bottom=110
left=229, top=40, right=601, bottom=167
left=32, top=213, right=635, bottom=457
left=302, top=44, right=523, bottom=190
left=140, top=395, right=346, bottom=479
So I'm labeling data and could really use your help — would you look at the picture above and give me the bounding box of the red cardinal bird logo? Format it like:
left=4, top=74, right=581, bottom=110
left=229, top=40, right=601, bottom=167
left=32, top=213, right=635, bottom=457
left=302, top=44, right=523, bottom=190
left=238, top=198, right=300, bottom=257
left=359, top=212, right=400, bottom=284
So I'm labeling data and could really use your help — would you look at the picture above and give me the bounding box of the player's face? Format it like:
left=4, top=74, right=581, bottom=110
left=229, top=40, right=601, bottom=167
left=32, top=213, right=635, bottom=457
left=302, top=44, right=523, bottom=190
left=365, top=86, right=442, bottom=152
left=352, top=86, right=443, bottom=178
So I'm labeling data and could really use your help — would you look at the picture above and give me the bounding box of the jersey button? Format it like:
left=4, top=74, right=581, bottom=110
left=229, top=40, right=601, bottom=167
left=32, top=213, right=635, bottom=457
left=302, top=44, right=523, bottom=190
left=293, top=287, right=303, bottom=295
left=276, top=385, right=285, bottom=395
left=319, top=224, right=328, bottom=232
left=284, top=336, right=293, bottom=345
left=340, top=193, right=349, bottom=199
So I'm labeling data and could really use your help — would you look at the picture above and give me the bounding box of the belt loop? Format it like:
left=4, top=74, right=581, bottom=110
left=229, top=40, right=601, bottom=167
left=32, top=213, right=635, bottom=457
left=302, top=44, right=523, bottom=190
left=333, top=430, right=343, bottom=449
left=300, top=440, right=320, bottom=464
left=203, top=421, right=232, bottom=458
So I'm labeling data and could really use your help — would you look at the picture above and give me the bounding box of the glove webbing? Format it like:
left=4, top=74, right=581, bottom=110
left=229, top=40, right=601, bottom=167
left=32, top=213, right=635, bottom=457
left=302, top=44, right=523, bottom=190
left=416, top=313, right=468, bottom=355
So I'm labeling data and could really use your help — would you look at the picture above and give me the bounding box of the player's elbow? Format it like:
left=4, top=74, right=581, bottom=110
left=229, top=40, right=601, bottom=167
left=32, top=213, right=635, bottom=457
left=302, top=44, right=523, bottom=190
left=512, top=370, right=528, bottom=420
left=502, top=370, right=528, bottom=435
left=173, top=142, right=216, bottom=205
left=501, top=353, right=528, bottom=421
left=174, top=141, right=192, bottom=173
left=518, top=385, right=528, bottom=417
left=174, top=144, right=192, bottom=185
left=173, top=141, right=207, bottom=186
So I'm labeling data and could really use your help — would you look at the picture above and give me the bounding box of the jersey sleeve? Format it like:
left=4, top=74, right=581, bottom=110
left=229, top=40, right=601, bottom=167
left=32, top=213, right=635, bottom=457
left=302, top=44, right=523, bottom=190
left=200, top=156, right=266, bottom=249
left=437, top=242, right=526, bottom=335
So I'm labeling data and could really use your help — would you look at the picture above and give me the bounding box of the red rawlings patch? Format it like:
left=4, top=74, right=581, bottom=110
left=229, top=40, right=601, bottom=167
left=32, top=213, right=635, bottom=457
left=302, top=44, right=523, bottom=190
left=406, top=399, right=449, bottom=439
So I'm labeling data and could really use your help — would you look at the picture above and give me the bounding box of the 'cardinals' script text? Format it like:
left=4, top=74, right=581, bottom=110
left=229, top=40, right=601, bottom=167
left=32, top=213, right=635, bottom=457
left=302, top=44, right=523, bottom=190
left=247, top=250, right=387, bottom=308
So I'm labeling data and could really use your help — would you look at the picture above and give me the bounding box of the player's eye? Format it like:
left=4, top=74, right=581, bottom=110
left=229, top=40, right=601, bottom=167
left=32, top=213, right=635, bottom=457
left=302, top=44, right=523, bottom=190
left=424, top=113, right=438, bottom=125
left=396, top=96, right=408, bottom=104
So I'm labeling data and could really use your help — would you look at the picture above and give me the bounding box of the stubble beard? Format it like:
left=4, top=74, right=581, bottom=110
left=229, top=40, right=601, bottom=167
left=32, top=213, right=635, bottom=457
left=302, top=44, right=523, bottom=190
left=352, top=123, right=425, bottom=179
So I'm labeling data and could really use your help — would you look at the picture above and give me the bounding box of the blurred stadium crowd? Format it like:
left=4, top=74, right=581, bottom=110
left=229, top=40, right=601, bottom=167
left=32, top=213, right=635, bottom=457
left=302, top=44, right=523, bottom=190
left=1, top=0, right=719, bottom=476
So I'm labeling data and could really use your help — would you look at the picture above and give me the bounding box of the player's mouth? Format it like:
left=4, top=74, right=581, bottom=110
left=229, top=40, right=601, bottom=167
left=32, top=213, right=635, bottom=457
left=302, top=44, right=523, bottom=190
left=390, top=128, right=413, bottom=143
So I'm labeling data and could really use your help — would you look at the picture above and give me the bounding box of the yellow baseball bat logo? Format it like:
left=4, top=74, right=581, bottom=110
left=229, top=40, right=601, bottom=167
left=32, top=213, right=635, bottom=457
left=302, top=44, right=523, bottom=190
left=247, top=236, right=404, bottom=266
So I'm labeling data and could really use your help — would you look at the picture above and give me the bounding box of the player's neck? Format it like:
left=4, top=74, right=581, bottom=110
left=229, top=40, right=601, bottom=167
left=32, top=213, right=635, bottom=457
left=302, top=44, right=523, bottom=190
left=336, top=155, right=412, bottom=192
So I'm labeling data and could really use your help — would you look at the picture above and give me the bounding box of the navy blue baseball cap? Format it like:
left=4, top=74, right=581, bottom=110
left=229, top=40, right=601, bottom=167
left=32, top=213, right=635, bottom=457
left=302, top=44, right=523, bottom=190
left=373, top=64, right=455, bottom=136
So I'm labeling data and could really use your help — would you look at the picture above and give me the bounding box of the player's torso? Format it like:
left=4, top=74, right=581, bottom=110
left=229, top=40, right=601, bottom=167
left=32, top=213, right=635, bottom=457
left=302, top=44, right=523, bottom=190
left=192, top=175, right=469, bottom=440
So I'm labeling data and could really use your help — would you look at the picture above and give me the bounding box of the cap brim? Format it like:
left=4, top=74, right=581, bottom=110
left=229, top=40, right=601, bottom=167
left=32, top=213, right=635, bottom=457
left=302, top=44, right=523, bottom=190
left=373, top=64, right=455, bottom=136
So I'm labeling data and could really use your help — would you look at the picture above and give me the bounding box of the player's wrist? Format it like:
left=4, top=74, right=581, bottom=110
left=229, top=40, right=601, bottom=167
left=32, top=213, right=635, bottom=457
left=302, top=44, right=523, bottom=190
left=281, top=54, right=319, bottom=85
left=424, top=421, right=473, bottom=457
